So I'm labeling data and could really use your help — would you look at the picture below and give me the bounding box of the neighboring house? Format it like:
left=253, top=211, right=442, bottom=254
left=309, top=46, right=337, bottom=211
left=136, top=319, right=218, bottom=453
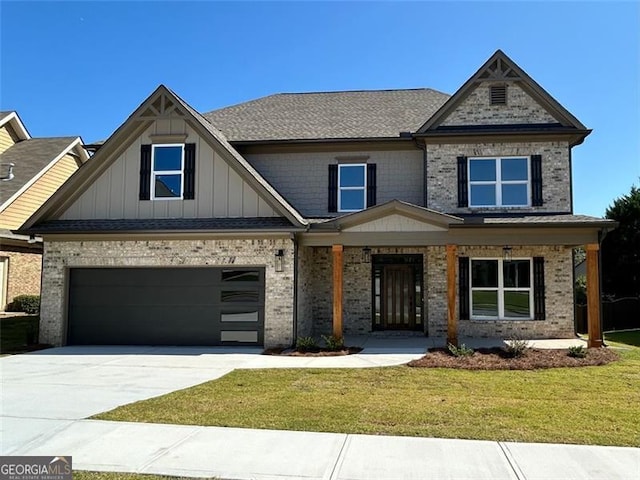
left=0, top=111, right=89, bottom=310
left=22, top=50, right=614, bottom=348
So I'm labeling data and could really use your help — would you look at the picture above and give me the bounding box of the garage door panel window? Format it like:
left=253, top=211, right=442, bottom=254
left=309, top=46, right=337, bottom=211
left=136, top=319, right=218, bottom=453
left=221, top=290, right=260, bottom=303
left=221, top=310, right=259, bottom=322
left=222, top=270, right=261, bottom=282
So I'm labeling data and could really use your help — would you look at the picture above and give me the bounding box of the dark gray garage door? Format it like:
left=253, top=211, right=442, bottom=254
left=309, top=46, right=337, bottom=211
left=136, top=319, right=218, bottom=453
left=67, top=267, right=264, bottom=346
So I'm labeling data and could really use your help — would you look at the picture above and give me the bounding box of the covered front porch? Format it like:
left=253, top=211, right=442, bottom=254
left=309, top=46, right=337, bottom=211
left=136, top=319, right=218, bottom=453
left=296, top=201, right=610, bottom=348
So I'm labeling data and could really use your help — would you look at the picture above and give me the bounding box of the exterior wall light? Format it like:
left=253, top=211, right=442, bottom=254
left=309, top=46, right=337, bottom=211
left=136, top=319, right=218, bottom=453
left=275, top=249, right=285, bottom=272
left=362, top=246, right=372, bottom=263
left=503, top=245, right=512, bottom=262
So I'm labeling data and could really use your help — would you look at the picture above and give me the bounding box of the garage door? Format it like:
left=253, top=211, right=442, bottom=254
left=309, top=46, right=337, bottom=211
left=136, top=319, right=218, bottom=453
left=67, top=267, right=265, bottom=346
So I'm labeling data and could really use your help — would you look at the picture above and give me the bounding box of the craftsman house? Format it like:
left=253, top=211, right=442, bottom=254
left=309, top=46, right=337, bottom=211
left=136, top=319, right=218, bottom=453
left=0, top=111, right=88, bottom=310
left=22, top=50, right=613, bottom=348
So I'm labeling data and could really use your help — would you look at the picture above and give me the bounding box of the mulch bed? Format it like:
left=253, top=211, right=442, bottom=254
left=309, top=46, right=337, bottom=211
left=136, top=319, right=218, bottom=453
left=263, top=346, right=363, bottom=356
left=408, top=347, right=620, bottom=370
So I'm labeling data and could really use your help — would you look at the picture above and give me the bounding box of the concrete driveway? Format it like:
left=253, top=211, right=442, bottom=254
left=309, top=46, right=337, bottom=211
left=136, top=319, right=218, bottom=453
left=1, top=346, right=258, bottom=454
left=1, top=344, right=426, bottom=454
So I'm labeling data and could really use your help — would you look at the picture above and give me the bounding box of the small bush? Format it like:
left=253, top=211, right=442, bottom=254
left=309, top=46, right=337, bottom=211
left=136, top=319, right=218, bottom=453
left=447, top=343, right=474, bottom=357
left=568, top=345, right=588, bottom=358
left=321, top=334, right=344, bottom=351
left=295, top=336, right=318, bottom=352
left=504, top=338, right=530, bottom=358
left=8, top=295, right=40, bottom=314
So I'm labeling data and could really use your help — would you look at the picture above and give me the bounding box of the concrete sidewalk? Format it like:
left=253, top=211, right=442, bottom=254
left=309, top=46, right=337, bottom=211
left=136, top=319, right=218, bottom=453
left=9, top=420, right=639, bottom=480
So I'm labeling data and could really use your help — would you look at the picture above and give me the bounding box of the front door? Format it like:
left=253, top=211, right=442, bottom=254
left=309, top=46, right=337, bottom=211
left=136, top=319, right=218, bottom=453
left=382, top=265, right=415, bottom=329
left=372, top=255, right=424, bottom=332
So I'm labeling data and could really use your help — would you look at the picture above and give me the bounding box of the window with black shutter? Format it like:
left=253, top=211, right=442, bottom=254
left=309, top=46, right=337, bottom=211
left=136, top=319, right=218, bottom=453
left=533, top=257, right=546, bottom=320
left=531, top=154, right=543, bottom=206
left=183, top=143, right=196, bottom=200
left=457, top=156, right=468, bottom=207
left=139, top=144, right=152, bottom=201
left=459, top=257, right=470, bottom=320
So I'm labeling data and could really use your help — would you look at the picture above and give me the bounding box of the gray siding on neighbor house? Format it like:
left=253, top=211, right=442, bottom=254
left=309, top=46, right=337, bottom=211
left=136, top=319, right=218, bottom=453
left=244, top=149, right=424, bottom=217
left=61, top=119, right=278, bottom=220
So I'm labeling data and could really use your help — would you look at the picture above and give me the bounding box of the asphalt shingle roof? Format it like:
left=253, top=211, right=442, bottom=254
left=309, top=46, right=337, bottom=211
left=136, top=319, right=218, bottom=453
left=204, top=89, right=450, bottom=142
left=0, top=111, right=14, bottom=122
left=27, top=217, right=298, bottom=233
left=0, top=137, right=78, bottom=205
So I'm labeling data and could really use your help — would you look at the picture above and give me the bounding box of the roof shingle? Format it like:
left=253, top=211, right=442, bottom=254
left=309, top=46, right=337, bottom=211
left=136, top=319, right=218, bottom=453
left=204, top=89, right=450, bottom=142
left=0, top=137, right=79, bottom=205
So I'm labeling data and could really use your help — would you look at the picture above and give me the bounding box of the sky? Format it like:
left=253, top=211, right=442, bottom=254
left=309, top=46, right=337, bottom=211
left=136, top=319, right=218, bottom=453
left=1, top=1, right=638, bottom=217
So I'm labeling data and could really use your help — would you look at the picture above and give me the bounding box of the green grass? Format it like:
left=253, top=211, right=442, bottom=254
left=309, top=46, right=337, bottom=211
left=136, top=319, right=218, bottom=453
left=96, top=332, right=640, bottom=447
left=0, top=315, right=39, bottom=353
left=74, top=472, right=217, bottom=480
left=606, top=330, right=640, bottom=347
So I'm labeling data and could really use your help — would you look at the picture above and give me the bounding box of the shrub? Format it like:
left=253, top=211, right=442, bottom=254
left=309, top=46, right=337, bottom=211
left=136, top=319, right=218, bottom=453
left=504, top=338, right=530, bottom=358
left=321, top=334, right=344, bottom=351
left=568, top=345, right=588, bottom=358
left=447, top=343, right=474, bottom=357
left=8, top=295, right=40, bottom=314
left=296, top=336, right=318, bottom=352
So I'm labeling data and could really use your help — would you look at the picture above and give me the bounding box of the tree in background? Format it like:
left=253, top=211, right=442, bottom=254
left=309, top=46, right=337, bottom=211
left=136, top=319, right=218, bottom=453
left=601, top=184, right=640, bottom=298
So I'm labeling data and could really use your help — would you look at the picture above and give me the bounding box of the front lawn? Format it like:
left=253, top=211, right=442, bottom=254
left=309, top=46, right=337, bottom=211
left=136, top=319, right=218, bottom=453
left=95, top=333, right=640, bottom=447
left=0, top=315, right=39, bottom=353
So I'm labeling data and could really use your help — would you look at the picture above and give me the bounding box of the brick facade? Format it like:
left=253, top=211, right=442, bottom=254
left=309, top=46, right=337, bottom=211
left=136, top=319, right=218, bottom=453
left=441, top=82, right=557, bottom=126
left=427, top=141, right=571, bottom=214
left=40, top=238, right=295, bottom=347
left=1, top=250, right=42, bottom=310
left=304, top=245, right=574, bottom=340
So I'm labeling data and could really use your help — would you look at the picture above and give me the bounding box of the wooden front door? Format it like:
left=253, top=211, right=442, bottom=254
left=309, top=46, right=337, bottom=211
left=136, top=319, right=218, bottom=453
left=382, top=265, right=416, bottom=329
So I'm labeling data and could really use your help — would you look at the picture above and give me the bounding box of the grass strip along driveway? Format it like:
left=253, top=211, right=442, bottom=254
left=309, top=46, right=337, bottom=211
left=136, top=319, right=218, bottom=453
left=95, top=332, right=640, bottom=447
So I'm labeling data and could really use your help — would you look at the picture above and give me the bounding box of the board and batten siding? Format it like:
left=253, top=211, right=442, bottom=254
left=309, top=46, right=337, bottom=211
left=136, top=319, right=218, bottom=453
left=0, top=124, right=19, bottom=155
left=0, top=153, right=80, bottom=230
left=61, top=119, right=278, bottom=220
left=245, top=149, right=423, bottom=217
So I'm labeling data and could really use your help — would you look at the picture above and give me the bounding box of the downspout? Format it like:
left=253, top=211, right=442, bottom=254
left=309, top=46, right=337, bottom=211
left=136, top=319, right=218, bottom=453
left=414, top=138, right=428, bottom=207
left=569, top=149, right=574, bottom=214
left=292, top=232, right=299, bottom=347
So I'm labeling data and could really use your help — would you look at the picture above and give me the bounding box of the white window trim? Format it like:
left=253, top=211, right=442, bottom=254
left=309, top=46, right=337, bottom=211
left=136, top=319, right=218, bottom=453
left=151, top=143, right=184, bottom=201
left=470, top=257, right=534, bottom=320
left=338, top=163, right=367, bottom=212
left=468, top=156, right=530, bottom=208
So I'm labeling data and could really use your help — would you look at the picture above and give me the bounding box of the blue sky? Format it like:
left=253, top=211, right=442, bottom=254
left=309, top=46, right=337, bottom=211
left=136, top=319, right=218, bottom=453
left=1, top=1, right=638, bottom=217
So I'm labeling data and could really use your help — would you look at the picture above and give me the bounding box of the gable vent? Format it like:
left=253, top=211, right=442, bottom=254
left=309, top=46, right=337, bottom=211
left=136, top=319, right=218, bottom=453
left=490, top=85, right=507, bottom=105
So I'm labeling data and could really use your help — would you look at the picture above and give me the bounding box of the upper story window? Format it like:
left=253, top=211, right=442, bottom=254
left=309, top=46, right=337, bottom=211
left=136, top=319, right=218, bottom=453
left=471, top=258, right=533, bottom=319
left=469, top=157, right=529, bottom=207
left=152, top=144, right=184, bottom=200
left=338, top=164, right=366, bottom=212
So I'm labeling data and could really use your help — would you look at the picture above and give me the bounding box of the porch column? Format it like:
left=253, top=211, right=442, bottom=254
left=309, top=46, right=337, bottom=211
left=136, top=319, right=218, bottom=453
left=446, top=244, right=458, bottom=347
left=586, top=243, right=603, bottom=348
left=332, top=244, right=344, bottom=340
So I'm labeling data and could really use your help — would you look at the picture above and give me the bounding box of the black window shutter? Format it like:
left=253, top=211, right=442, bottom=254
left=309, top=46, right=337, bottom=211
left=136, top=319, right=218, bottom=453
left=457, top=156, right=468, bottom=208
left=531, top=154, right=543, bottom=206
left=459, top=256, right=470, bottom=320
left=533, top=257, right=545, bottom=320
left=183, top=143, right=196, bottom=200
left=139, top=144, right=151, bottom=201
left=328, top=164, right=338, bottom=212
left=366, top=163, right=377, bottom=208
